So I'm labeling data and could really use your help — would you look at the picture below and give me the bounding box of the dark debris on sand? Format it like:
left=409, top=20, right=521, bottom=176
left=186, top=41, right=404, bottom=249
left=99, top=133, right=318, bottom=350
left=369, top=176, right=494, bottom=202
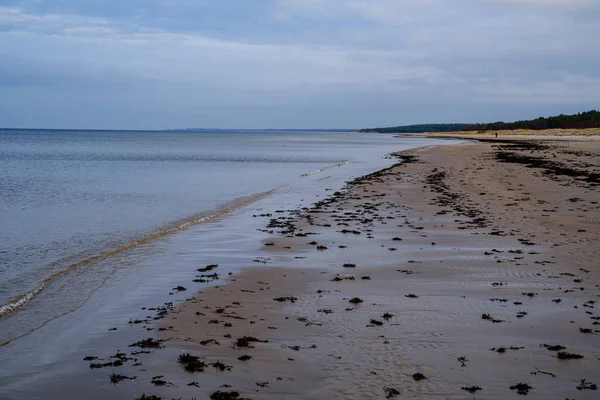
left=412, top=373, right=427, bottom=381
left=109, top=373, right=136, bottom=385
left=210, top=391, right=240, bottom=400
left=235, top=336, right=268, bottom=348
left=462, top=386, right=482, bottom=394
left=384, top=386, right=400, bottom=398
left=177, top=353, right=206, bottom=373
left=510, top=382, right=532, bottom=395
left=556, top=351, right=584, bottom=360
left=129, top=338, right=163, bottom=349
left=273, top=296, right=298, bottom=303
left=576, top=379, right=597, bottom=390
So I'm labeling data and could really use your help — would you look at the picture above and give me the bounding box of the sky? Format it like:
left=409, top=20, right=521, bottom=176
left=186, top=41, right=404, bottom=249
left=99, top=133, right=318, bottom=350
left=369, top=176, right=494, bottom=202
left=0, top=0, right=599, bottom=129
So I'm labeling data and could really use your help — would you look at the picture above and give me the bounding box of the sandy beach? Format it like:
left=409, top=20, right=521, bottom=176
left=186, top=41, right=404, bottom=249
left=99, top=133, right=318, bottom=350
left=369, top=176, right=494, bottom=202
left=119, top=136, right=597, bottom=399
left=59, top=136, right=600, bottom=400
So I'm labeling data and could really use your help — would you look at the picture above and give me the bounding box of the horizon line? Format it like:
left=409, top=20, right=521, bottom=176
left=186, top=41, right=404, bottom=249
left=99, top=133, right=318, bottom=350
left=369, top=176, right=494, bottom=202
left=0, top=127, right=362, bottom=132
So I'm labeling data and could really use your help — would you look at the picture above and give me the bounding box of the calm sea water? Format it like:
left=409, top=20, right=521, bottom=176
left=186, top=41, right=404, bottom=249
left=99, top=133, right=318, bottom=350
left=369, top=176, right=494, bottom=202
left=0, top=129, right=407, bottom=329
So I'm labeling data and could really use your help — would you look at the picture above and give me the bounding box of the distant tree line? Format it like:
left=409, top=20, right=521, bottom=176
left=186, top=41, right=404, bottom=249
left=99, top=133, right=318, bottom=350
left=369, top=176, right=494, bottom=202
left=360, top=123, right=471, bottom=133
left=464, top=110, right=600, bottom=131
left=360, top=110, right=600, bottom=133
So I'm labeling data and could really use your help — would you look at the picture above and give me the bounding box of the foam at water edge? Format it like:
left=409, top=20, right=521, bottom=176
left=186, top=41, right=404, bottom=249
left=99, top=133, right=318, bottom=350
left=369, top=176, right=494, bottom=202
left=0, top=187, right=279, bottom=321
left=301, top=161, right=349, bottom=177
left=0, top=283, right=45, bottom=317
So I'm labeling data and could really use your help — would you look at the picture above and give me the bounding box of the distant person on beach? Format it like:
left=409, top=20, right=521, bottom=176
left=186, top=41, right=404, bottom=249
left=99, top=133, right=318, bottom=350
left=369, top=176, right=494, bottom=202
left=495, top=132, right=498, bottom=138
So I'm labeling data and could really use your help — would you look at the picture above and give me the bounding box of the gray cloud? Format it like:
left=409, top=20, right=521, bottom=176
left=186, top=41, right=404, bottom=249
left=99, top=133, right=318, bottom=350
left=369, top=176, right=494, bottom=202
left=0, top=1, right=598, bottom=129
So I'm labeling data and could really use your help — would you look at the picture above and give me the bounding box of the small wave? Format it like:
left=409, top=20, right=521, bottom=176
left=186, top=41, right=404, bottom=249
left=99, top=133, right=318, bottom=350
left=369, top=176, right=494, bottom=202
left=301, top=161, right=349, bottom=177
left=0, top=188, right=278, bottom=321
left=0, top=284, right=45, bottom=317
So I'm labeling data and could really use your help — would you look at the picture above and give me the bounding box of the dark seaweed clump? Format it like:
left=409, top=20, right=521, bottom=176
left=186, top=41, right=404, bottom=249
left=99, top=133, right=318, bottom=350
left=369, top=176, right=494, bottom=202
left=210, top=391, right=241, bottom=400
left=576, top=379, right=597, bottom=390
left=510, top=383, right=532, bottom=395
left=235, top=336, right=267, bottom=348
left=412, top=373, right=427, bottom=381
left=557, top=351, right=584, bottom=360
left=129, top=338, right=163, bottom=349
left=273, top=296, right=298, bottom=303
left=384, top=386, right=400, bottom=398
left=177, top=353, right=206, bottom=373
left=109, top=373, right=135, bottom=384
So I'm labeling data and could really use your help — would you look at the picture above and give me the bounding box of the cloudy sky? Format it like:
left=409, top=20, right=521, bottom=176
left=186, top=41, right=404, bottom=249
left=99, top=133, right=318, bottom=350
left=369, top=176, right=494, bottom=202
left=1, top=0, right=598, bottom=129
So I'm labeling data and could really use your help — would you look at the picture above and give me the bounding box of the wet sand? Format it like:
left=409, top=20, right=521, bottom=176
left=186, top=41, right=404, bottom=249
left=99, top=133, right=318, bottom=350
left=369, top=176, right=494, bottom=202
left=80, top=138, right=599, bottom=399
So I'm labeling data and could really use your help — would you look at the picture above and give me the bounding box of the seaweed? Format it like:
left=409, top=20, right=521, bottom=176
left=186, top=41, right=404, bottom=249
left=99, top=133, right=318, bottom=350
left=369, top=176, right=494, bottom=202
left=576, top=379, right=597, bottom=390
left=557, top=351, right=584, bottom=360
left=273, top=296, right=298, bottom=303
left=541, top=344, right=566, bottom=352
left=284, top=344, right=317, bottom=351
left=510, top=383, right=532, bottom=395
left=461, top=386, right=482, bottom=394
left=384, top=386, right=400, bottom=398
left=198, top=264, right=219, bottom=273
left=412, top=373, right=427, bottom=381
left=530, top=368, right=555, bottom=378
left=210, top=391, right=240, bottom=400
left=348, top=297, right=364, bottom=304
left=150, top=376, right=170, bottom=387
left=200, top=339, right=220, bottom=346
left=177, top=353, right=206, bottom=373
left=129, top=338, right=163, bottom=349
left=109, top=373, right=136, bottom=384
left=211, top=361, right=233, bottom=371
left=235, top=336, right=267, bottom=348
left=481, top=313, right=504, bottom=323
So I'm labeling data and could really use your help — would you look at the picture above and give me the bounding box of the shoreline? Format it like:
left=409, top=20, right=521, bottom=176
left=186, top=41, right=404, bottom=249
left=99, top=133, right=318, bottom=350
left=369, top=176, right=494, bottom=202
left=0, top=136, right=453, bottom=400
left=1, top=135, right=598, bottom=399
left=1, top=132, right=429, bottom=349
left=153, top=136, right=599, bottom=399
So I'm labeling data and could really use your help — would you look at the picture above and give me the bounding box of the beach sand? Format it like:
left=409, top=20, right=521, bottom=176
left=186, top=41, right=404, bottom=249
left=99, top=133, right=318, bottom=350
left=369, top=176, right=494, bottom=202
left=415, top=128, right=600, bottom=139
left=141, top=137, right=600, bottom=399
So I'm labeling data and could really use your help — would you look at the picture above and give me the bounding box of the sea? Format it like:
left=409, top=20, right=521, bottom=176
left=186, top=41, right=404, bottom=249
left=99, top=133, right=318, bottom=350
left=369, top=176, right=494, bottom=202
left=0, top=129, right=448, bottom=398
